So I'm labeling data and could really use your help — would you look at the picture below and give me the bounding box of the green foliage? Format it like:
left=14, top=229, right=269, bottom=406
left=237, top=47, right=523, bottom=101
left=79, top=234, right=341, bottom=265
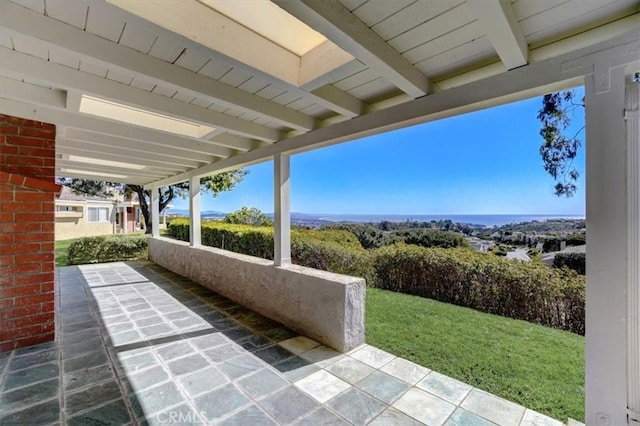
left=167, top=219, right=585, bottom=334
left=553, top=252, right=586, bottom=275
left=67, top=235, right=148, bottom=265
left=538, top=91, right=584, bottom=197
left=224, top=206, right=273, bottom=226
left=322, top=223, right=468, bottom=250
left=542, top=238, right=562, bottom=253
left=370, top=244, right=585, bottom=334
left=367, top=288, right=584, bottom=421
left=566, top=233, right=586, bottom=246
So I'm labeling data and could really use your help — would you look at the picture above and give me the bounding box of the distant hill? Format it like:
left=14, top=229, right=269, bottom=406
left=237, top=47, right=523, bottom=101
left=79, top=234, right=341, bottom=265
left=166, top=209, right=226, bottom=217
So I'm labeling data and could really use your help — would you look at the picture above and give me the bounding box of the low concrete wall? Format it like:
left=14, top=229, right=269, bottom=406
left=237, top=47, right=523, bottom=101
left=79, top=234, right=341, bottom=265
left=149, top=237, right=365, bottom=352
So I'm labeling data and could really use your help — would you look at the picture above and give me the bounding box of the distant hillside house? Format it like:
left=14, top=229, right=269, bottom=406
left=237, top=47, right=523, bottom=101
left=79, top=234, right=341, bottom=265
left=55, top=187, right=143, bottom=240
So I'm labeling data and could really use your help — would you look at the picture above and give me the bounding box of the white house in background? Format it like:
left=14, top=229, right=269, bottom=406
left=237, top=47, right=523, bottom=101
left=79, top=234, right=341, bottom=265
left=55, top=186, right=142, bottom=240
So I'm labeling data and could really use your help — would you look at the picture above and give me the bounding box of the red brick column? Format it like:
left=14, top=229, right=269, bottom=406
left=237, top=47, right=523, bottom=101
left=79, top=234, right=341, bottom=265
left=0, top=114, right=60, bottom=352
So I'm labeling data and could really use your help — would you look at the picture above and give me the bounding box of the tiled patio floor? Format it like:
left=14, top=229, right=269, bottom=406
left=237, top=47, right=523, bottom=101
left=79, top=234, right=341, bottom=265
left=0, top=261, right=568, bottom=425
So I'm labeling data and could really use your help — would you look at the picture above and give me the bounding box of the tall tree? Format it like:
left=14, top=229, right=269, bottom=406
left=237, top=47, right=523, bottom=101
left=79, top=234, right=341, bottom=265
left=57, top=170, right=247, bottom=234
left=537, top=90, right=584, bottom=197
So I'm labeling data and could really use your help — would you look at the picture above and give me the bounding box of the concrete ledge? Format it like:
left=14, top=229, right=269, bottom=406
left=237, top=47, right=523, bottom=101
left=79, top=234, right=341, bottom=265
left=148, top=237, right=365, bottom=352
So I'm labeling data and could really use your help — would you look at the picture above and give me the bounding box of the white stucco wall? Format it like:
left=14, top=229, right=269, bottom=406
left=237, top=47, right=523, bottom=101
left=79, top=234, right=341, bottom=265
left=148, top=237, right=366, bottom=352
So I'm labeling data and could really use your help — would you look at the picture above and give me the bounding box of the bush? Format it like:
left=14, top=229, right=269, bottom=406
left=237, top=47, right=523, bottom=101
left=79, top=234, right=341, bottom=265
left=566, top=233, right=586, bottom=246
left=370, top=244, right=585, bottom=334
left=68, top=235, right=148, bottom=265
left=553, top=252, right=586, bottom=275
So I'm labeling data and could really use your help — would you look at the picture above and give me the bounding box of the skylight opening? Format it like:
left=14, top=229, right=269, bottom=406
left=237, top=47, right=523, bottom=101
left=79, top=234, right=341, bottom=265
left=66, top=155, right=147, bottom=170
left=61, top=168, right=128, bottom=179
left=79, top=95, right=215, bottom=138
left=199, top=0, right=326, bottom=56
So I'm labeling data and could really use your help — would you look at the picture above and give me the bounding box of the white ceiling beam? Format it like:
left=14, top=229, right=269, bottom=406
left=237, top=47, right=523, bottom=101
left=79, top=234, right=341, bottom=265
left=147, top=31, right=640, bottom=188
left=56, top=160, right=168, bottom=179
left=56, top=171, right=148, bottom=185
left=56, top=144, right=191, bottom=172
left=0, top=0, right=315, bottom=132
left=274, top=0, right=431, bottom=98
left=310, top=84, right=367, bottom=117
left=0, top=90, right=234, bottom=159
left=209, top=133, right=266, bottom=152
left=64, top=128, right=215, bottom=164
left=0, top=47, right=282, bottom=144
left=0, top=76, right=66, bottom=109
left=467, top=0, right=528, bottom=70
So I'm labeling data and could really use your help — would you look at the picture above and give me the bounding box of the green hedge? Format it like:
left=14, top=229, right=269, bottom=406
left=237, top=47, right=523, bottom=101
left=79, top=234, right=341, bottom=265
left=370, top=244, right=585, bottom=334
left=167, top=219, right=585, bottom=334
left=553, top=252, right=586, bottom=275
left=68, top=235, right=148, bottom=265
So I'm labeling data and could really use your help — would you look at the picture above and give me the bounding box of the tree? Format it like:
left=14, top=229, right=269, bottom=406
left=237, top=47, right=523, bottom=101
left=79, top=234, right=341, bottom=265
left=224, top=206, right=272, bottom=226
left=57, top=170, right=247, bottom=234
left=537, top=90, right=584, bottom=197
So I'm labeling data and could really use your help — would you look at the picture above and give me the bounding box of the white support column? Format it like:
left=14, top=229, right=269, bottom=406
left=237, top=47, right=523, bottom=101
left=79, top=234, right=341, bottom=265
left=189, top=176, right=201, bottom=247
left=585, top=66, right=628, bottom=426
left=123, top=204, right=128, bottom=234
left=274, top=153, right=291, bottom=266
left=151, top=186, right=160, bottom=238
left=626, top=77, right=640, bottom=425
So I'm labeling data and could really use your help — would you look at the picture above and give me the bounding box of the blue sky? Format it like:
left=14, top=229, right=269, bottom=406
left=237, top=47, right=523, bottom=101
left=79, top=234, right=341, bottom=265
left=172, top=88, right=586, bottom=215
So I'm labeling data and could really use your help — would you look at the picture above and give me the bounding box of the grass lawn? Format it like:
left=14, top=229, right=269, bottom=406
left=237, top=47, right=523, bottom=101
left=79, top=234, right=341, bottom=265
left=366, top=287, right=584, bottom=422
left=55, top=238, right=77, bottom=267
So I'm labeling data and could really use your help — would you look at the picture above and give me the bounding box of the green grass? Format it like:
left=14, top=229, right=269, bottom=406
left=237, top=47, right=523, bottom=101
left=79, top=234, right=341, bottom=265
left=55, top=238, right=77, bottom=267
left=366, top=288, right=584, bottom=422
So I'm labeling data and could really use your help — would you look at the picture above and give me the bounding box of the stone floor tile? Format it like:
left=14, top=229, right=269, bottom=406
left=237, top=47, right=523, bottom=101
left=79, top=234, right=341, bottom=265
left=393, top=388, right=456, bottom=426
left=350, top=345, right=396, bottom=369
left=11, top=341, right=55, bottom=357
left=278, top=336, right=321, bottom=355
left=64, top=350, right=109, bottom=374
left=0, top=378, right=58, bottom=415
left=259, top=385, right=320, bottom=424
left=272, top=356, right=320, bottom=382
left=64, top=380, right=122, bottom=416
left=64, top=364, right=115, bottom=392
left=299, top=345, right=344, bottom=368
left=67, top=399, right=132, bottom=426
left=461, top=389, right=526, bottom=426
left=203, top=344, right=243, bottom=363
left=326, top=387, right=386, bottom=425
left=137, top=381, right=186, bottom=417
left=326, top=357, right=375, bottom=384
left=444, top=407, right=497, bottom=425
left=144, top=403, right=204, bottom=426
left=380, top=358, right=430, bottom=385
left=239, top=335, right=273, bottom=351
left=237, top=368, right=289, bottom=399
left=217, top=405, right=277, bottom=426
left=194, top=383, right=251, bottom=422
left=295, top=370, right=351, bottom=403
left=0, top=398, right=60, bottom=425
left=110, top=330, right=143, bottom=346
left=155, top=341, right=195, bottom=361
left=416, top=371, right=472, bottom=405
left=520, top=409, right=564, bottom=426
left=135, top=315, right=165, bottom=328
left=294, top=407, right=350, bottom=425
left=356, top=370, right=410, bottom=404
left=369, top=407, right=426, bottom=425
left=166, top=353, right=209, bottom=376
left=118, top=350, right=159, bottom=375
left=179, top=366, right=228, bottom=397
left=189, top=333, right=228, bottom=350
left=62, top=336, right=103, bottom=359
left=3, top=362, right=59, bottom=391
left=253, top=345, right=296, bottom=365
left=218, top=354, right=265, bottom=380
left=8, top=349, right=58, bottom=371
left=127, top=365, right=169, bottom=393
left=140, top=323, right=175, bottom=338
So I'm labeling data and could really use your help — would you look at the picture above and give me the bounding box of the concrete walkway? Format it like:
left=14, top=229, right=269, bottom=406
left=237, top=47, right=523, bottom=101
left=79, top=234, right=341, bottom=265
left=0, top=261, right=568, bottom=425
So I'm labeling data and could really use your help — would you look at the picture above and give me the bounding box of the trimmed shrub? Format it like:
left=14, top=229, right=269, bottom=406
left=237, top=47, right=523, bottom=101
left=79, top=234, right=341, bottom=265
left=370, top=244, right=585, bottom=334
left=68, top=235, right=148, bottom=265
left=553, top=252, right=586, bottom=275
left=566, top=233, right=586, bottom=246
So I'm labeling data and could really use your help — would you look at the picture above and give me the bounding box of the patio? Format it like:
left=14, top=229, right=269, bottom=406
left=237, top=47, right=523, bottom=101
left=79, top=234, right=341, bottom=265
left=0, top=261, right=568, bottom=426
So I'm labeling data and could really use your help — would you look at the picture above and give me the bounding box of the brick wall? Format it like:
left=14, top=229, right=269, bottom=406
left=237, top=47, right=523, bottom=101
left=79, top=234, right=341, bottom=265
left=0, top=114, right=59, bottom=352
